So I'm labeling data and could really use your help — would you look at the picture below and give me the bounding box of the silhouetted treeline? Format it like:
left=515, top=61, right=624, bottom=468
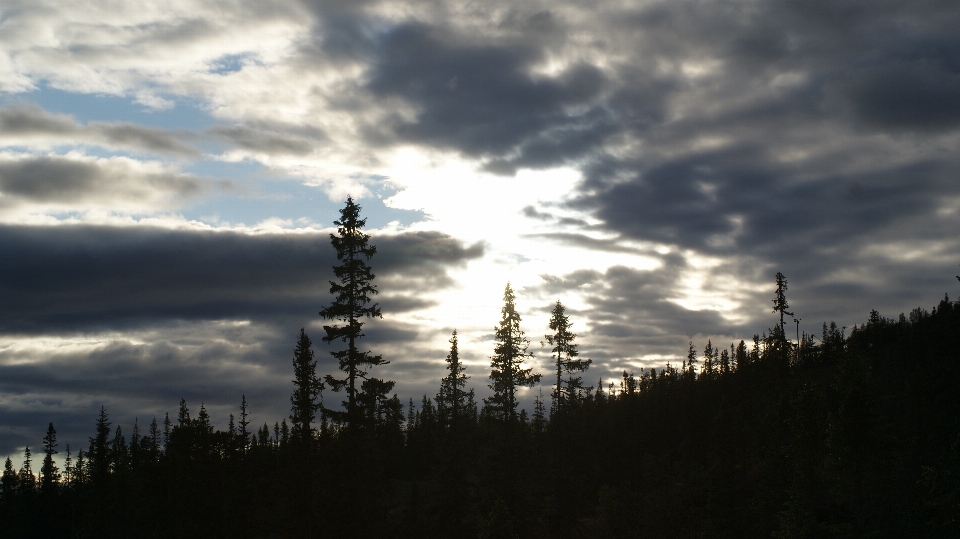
left=3, top=200, right=959, bottom=538
left=2, top=292, right=959, bottom=538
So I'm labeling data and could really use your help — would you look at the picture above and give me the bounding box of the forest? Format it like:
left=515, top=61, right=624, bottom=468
left=1, top=198, right=958, bottom=538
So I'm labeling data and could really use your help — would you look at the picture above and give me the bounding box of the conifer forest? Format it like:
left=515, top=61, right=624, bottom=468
left=2, top=198, right=959, bottom=539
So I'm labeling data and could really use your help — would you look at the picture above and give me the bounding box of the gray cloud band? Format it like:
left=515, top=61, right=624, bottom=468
left=0, top=156, right=205, bottom=205
left=0, top=225, right=483, bottom=333
left=0, top=225, right=482, bottom=457
left=0, top=104, right=198, bottom=156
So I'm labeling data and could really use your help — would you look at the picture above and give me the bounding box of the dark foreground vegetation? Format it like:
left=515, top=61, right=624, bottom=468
left=2, top=199, right=958, bottom=538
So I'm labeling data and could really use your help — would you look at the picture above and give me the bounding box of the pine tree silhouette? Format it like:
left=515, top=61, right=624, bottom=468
left=485, top=283, right=541, bottom=421
left=290, top=328, right=323, bottom=447
left=437, top=330, right=470, bottom=427
left=321, top=197, right=387, bottom=431
left=39, top=422, right=59, bottom=494
left=545, top=300, right=591, bottom=414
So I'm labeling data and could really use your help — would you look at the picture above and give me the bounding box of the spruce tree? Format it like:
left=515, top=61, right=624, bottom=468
left=437, top=330, right=470, bottom=426
left=406, top=398, right=416, bottom=434
left=772, top=271, right=794, bottom=336
left=111, top=426, right=129, bottom=475
left=320, top=196, right=387, bottom=430
left=686, top=342, right=698, bottom=377
left=73, top=451, right=87, bottom=485
left=178, top=399, right=190, bottom=427
left=130, top=419, right=142, bottom=467
left=196, top=403, right=212, bottom=434
left=703, top=340, right=715, bottom=378
left=18, top=446, right=35, bottom=494
left=280, top=419, right=290, bottom=447
left=532, top=390, right=546, bottom=434
left=63, top=445, right=73, bottom=486
left=147, top=417, right=160, bottom=462
left=544, top=300, right=591, bottom=414
left=40, top=422, right=59, bottom=494
left=485, top=283, right=541, bottom=421
left=290, top=328, right=323, bottom=447
left=735, top=340, right=748, bottom=370
left=258, top=423, right=271, bottom=446
left=1, top=457, right=17, bottom=500
left=239, top=395, right=250, bottom=451
left=89, top=406, right=111, bottom=483
left=357, top=377, right=398, bottom=428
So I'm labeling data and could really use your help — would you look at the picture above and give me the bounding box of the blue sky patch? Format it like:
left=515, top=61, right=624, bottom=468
left=181, top=176, right=426, bottom=229
left=208, top=53, right=257, bottom=75
left=4, top=85, right=216, bottom=131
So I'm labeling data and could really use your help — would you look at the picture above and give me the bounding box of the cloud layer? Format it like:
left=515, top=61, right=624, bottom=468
left=0, top=225, right=482, bottom=455
left=1, top=0, right=959, bottom=459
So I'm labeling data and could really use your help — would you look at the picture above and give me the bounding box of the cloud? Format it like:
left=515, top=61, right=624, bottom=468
left=520, top=258, right=743, bottom=379
left=0, top=0, right=309, bottom=97
left=0, top=104, right=198, bottom=155
left=210, top=124, right=326, bottom=156
left=95, top=123, right=197, bottom=155
left=0, top=319, right=294, bottom=459
left=522, top=232, right=648, bottom=255
left=0, top=104, right=77, bottom=134
left=522, top=205, right=553, bottom=220
left=0, top=153, right=207, bottom=211
left=0, top=225, right=483, bottom=333
left=364, top=22, right=610, bottom=158
left=828, top=61, right=960, bottom=132
left=0, top=223, right=483, bottom=457
left=2, top=0, right=960, bottom=459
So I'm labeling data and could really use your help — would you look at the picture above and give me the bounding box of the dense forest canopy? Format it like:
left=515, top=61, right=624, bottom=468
left=2, top=200, right=959, bottom=539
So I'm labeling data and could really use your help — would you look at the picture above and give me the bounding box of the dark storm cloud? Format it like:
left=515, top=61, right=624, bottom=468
left=830, top=61, right=960, bottom=132
left=0, top=104, right=198, bottom=155
left=0, top=225, right=483, bottom=333
left=579, top=145, right=960, bottom=311
left=572, top=1, right=960, bottom=231
left=364, top=22, right=609, bottom=158
left=583, top=151, right=958, bottom=252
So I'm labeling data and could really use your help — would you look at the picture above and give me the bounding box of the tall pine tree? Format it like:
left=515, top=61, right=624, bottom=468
left=321, top=197, right=387, bottom=431
left=545, top=300, right=591, bottom=414
left=238, top=395, right=250, bottom=451
left=772, top=271, right=794, bottom=337
left=485, top=283, right=541, bottom=421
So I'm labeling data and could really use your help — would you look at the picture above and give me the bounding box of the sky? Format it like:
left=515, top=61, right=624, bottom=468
left=2, top=0, right=959, bottom=459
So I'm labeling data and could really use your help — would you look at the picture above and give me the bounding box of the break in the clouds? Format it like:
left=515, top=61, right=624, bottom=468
left=1, top=0, right=959, bottom=457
